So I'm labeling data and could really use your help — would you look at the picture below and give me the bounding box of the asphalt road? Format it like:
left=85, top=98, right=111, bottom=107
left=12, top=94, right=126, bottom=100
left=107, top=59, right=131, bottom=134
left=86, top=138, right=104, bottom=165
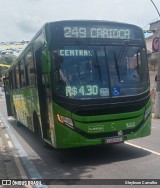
left=0, top=88, right=160, bottom=188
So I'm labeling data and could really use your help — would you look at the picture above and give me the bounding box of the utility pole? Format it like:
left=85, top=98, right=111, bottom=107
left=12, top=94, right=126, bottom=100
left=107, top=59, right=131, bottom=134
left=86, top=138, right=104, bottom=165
left=154, top=31, right=160, bottom=118
left=150, top=0, right=160, bottom=118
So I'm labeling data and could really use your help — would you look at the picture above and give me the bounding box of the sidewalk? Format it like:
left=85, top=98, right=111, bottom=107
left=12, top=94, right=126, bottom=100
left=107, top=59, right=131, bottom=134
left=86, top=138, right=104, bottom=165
left=0, top=120, right=8, bottom=179
left=0, top=115, right=46, bottom=188
left=0, top=138, right=8, bottom=180
left=0, top=118, right=22, bottom=182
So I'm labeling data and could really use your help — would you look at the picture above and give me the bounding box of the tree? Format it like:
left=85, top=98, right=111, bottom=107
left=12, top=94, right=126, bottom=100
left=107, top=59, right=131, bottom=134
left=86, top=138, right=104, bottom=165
left=0, top=53, right=16, bottom=76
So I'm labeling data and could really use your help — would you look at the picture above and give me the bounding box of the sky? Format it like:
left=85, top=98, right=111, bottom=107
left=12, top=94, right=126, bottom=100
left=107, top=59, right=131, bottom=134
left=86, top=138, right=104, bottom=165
left=0, top=0, right=160, bottom=42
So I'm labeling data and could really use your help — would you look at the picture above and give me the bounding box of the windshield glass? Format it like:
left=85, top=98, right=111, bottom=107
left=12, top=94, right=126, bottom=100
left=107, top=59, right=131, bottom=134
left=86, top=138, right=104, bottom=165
left=52, top=45, right=149, bottom=99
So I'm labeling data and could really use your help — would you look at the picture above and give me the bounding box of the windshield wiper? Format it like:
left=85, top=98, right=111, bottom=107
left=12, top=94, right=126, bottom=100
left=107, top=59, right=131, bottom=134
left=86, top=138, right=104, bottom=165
left=76, top=39, right=99, bottom=67
left=76, top=38, right=102, bottom=82
left=114, top=40, right=129, bottom=83
left=114, top=52, right=122, bottom=83
left=117, top=40, right=129, bottom=65
left=94, top=50, right=102, bottom=82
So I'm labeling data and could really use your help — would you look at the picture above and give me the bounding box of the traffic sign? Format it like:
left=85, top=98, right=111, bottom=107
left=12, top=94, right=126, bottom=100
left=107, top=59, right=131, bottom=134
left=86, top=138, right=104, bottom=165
left=152, top=37, right=159, bottom=52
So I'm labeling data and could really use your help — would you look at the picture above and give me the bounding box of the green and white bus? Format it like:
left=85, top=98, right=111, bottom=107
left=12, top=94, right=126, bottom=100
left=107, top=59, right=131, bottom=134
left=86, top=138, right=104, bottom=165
left=4, top=20, right=151, bottom=148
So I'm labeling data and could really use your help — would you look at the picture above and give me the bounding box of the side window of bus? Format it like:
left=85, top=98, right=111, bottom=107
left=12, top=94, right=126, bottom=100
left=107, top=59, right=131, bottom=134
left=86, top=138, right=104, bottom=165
left=12, top=67, right=17, bottom=89
left=0, top=77, right=2, bottom=87
left=9, top=71, right=13, bottom=90
left=20, top=59, right=26, bottom=87
left=15, top=63, right=20, bottom=89
left=25, top=49, right=36, bottom=86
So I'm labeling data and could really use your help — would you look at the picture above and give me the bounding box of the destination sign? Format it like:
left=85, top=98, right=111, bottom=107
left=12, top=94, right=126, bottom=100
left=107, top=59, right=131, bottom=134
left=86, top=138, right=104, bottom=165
left=64, top=26, right=132, bottom=39
left=58, top=49, right=92, bottom=56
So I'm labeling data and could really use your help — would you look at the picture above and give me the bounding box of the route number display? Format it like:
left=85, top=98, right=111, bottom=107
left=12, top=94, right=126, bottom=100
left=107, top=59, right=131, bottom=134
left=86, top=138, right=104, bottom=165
left=64, top=26, right=131, bottom=39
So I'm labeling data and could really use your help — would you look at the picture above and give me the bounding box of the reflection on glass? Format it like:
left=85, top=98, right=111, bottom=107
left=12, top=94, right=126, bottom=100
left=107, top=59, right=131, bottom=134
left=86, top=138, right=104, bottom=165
left=52, top=45, right=149, bottom=99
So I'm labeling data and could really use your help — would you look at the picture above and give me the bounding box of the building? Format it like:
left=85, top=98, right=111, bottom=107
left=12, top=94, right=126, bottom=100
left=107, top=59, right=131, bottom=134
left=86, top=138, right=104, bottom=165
left=145, top=20, right=160, bottom=71
left=0, top=41, right=29, bottom=57
left=145, top=20, right=160, bottom=113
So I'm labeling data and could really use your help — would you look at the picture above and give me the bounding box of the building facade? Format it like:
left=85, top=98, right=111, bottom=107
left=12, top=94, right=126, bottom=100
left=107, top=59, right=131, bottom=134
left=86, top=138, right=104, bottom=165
left=146, top=20, right=160, bottom=71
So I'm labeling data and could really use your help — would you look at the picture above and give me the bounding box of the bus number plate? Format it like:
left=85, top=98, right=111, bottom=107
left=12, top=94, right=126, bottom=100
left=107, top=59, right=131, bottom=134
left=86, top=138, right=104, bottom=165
left=104, top=136, right=123, bottom=144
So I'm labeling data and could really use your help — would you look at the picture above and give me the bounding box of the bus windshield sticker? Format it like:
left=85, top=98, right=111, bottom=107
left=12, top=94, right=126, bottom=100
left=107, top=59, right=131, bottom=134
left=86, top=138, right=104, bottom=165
left=100, top=88, right=109, bottom=96
left=112, top=86, right=121, bottom=96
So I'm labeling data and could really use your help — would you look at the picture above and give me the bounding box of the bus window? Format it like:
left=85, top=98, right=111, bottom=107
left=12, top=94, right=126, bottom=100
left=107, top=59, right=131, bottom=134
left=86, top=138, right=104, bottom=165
left=12, top=67, right=17, bottom=90
left=15, top=63, right=20, bottom=89
left=20, top=59, right=26, bottom=87
left=0, top=77, right=2, bottom=87
left=25, top=49, right=35, bottom=86
left=53, top=46, right=109, bottom=98
left=9, top=71, right=13, bottom=90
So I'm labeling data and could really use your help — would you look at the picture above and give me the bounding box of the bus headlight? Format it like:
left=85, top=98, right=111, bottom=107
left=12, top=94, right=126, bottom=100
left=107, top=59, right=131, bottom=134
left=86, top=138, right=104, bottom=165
left=57, top=114, right=74, bottom=128
left=144, top=107, right=152, bottom=120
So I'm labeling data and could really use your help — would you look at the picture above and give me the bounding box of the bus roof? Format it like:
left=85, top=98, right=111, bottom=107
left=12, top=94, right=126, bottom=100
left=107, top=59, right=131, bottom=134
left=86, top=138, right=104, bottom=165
left=6, top=20, right=143, bottom=72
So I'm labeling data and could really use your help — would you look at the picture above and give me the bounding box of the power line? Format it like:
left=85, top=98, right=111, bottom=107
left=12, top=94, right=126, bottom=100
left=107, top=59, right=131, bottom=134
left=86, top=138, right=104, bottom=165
left=150, top=0, right=160, bottom=18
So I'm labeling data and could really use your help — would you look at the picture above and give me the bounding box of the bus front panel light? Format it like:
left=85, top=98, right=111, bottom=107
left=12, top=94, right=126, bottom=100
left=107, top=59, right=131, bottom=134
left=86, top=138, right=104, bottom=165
left=144, top=107, right=152, bottom=120
left=57, top=114, right=74, bottom=128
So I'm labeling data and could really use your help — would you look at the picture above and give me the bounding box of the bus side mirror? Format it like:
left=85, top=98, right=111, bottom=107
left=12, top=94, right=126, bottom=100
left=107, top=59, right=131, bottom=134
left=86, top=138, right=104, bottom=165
left=41, top=51, right=51, bottom=72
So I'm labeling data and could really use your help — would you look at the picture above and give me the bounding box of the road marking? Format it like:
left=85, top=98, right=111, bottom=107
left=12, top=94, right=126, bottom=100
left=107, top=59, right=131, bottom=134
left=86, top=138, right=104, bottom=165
left=5, top=133, right=9, bottom=139
left=14, top=154, right=28, bottom=179
left=7, top=141, right=13, bottom=148
left=152, top=126, right=157, bottom=129
left=0, top=112, right=48, bottom=188
left=125, top=142, right=160, bottom=156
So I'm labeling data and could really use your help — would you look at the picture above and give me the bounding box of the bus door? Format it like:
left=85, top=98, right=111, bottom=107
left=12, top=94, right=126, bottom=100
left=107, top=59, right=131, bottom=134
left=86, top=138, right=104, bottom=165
left=3, top=77, right=13, bottom=116
left=35, top=48, right=52, bottom=142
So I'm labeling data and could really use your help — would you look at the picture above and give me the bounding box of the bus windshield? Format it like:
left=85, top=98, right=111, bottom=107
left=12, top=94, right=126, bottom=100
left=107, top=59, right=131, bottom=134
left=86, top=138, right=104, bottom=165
left=52, top=44, right=149, bottom=99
